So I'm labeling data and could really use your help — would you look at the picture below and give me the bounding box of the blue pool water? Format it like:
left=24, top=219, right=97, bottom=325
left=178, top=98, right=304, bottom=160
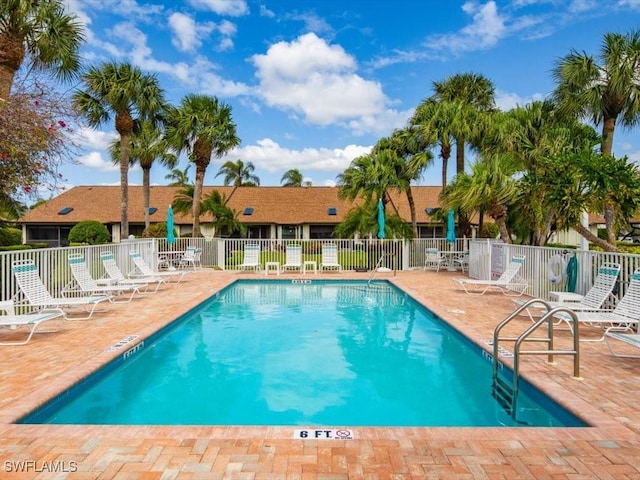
left=23, top=280, right=585, bottom=427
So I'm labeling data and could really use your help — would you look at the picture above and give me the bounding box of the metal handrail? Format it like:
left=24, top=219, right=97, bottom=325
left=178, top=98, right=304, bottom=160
left=492, top=299, right=581, bottom=418
left=367, top=253, right=397, bottom=286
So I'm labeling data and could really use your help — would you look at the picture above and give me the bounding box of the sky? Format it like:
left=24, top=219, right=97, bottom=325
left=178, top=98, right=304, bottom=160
left=54, top=0, right=640, bottom=193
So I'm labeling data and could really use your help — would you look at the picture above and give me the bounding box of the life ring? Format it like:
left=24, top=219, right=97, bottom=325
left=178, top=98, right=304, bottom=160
left=547, top=254, right=567, bottom=284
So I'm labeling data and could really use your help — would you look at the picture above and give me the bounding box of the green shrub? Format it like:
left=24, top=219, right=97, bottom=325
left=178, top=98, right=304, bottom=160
left=142, top=222, right=177, bottom=238
left=68, top=220, right=110, bottom=245
left=0, top=227, right=22, bottom=246
left=479, top=223, right=499, bottom=239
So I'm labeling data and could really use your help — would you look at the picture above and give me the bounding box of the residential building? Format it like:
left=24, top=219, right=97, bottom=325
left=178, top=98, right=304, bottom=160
left=19, top=185, right=458, bottom=246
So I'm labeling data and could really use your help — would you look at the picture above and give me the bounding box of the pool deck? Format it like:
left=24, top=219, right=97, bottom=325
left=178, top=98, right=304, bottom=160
left=1, top=268, right=640, bottom=479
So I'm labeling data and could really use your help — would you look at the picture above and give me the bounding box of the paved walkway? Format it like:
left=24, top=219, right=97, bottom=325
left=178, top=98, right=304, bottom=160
left=1, top=269, right=640, bottom=479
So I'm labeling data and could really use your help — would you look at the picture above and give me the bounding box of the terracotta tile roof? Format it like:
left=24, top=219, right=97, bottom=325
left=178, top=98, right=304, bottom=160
left=19, top=185, right=446, bottom=225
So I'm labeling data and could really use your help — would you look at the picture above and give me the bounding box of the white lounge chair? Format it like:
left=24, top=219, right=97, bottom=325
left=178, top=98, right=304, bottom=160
left=11, top=260, right=112, bottom=320
left=0, top=300, right=64, bottom=346
left=65, top=254, right=147, bottom=303
left=453, top=255, right=527, bottom=296
left=424, top=248, right=447, bottom=272
left=281, top=245, right=303, bottom=273
left=554, top=269, right=640, bottom=342
left=515, top=262, right=621, bottom=321
left=100, top=252, right=165, bottom=292
left=129, top=251, right=188, bottom=283
left=320, top=244, right=342, bottom=272
left=238, top=244, right=261, bottom=272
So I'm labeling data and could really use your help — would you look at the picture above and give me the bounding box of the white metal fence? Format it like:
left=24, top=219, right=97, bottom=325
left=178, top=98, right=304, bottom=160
left=2, top=237, right=639, bottom=307
left=472, top=240, right=640, bottom=305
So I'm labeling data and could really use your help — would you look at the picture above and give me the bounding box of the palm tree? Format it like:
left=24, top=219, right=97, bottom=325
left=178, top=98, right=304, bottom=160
left=281, top=169, right=304, bottom=187
left=172, top=184, right=196, bottom=216
left=552, top=29, right=640, bottom=243
left=164, top=94, right=240, bottom=237
left=432, top=73, right=496, bottom=175
left=410, top=99, right=456, bottom=188
left=109, top=121, right=177, bottom=227
left=337, top=148, right=410, bottom=239
left=73, top=62, right=165, bottom=238
left=201, top=190, right=246, bottom=237
left=165, top=165, right=192, bottom=187
left=216, top=159, right=260, bottom=204
left=487, top=101, right=599, bottom=245
left=0, top=0, right=84, bottom=100
left=442, top=155, right=519, bottom=243
left=374, top=128, right=433, bottom=237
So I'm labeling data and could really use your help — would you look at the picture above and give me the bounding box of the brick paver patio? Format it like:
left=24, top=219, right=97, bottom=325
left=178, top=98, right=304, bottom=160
left=1, top=269, right=639, bottom=479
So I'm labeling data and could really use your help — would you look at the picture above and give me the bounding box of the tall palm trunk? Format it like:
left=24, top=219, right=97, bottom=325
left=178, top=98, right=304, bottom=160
left=192, top=139, right=212, bottom=237
left=0, top=33, right=24, bottom=100
left=440, top=143, right=451, bottom=188
left=224, top=186, right=238, bottom=206
left=192, top=163, right=207, bottom=237
left=455, top=137, right=465, bottom=174
left=142, top=166, right=151, bottom=228
left=405, top=186, right=418, bottom=238
left=115, top=111, right=133, bottom=238
left=489, top=204, right=511, bottom=244
left=601, top=116, right=617, bottom=244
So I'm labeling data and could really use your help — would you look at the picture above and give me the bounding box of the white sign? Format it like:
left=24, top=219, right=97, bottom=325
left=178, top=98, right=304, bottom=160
left=293, top=429, right=354, bottom=440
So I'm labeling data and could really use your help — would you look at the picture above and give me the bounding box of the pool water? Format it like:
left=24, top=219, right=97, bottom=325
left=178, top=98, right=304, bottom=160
left=25, top=280, right=585, bottom=427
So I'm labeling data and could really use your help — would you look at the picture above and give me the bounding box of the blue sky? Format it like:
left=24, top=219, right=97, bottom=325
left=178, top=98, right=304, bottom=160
left=59, top=0, right=640, bottom=192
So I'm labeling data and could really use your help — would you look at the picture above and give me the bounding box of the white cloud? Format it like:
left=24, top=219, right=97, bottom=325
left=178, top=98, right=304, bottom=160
left=426, top=1, right=507, bottom=54
left=71, top=0, right=164, bottom=19
left=169, top=13, right=199, bottom=52
left=224, top=138, right=372, bottom=176
left=288, top=12, right=334, bottom=37
left=618, top=0, right=640, bottom=8
left=168, top=13, right=233, bottom=53
left=74, top=127, right=118, bottom=151
left=569, top=0, right=598, bottom=12
left=107, top=22, right=249, bottom=96
left=251, top=33, right=389, bottom=126
left=187, top=0, right=248, bottom=16
left=494, top=89, right=545, bottom=111
left=259, top=5, right=276, bottom=17
left=77, top=151, right=118, bottom=172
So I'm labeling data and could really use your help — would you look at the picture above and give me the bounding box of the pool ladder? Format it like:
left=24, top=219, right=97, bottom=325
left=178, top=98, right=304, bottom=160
left=367, top=253, right=397, bottom=286
left=491, top=299, right=581, bottom=420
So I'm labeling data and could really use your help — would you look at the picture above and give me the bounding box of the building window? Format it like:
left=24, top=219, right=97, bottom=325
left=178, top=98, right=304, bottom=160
left=309, top=225, right=334, bottom=239
left=282, top=225, right=298, bottom=240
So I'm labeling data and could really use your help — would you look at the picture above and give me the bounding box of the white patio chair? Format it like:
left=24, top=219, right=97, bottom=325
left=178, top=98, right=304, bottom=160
left=238, top=244, right=261, bottom=272
left=0, top=300, right=65, bottom=346
left=453, top=255, right=528, bottom=296
left=555, top=268, right=640, bottom=342
left=178, top=246, right=202, bottom=270
left=451, top=251, right=469, bottom=273
left=65, top=254, right=146, bottom=302
left=320, top=244, right=342, bottom=272
left=11, top=260, right=112, bottom=320
left=514, top=262, right=621, bottom=322
left=281, top=245, right=303, bottom=273
left=100, top=252, right=165, bottom=292
left=129, top=251, right=188, bottom=283
left=423, top=248, right=447, bottom=272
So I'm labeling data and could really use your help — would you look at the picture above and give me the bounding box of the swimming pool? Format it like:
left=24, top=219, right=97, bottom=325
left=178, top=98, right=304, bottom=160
left=22, top=280, right=585, bottom=427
